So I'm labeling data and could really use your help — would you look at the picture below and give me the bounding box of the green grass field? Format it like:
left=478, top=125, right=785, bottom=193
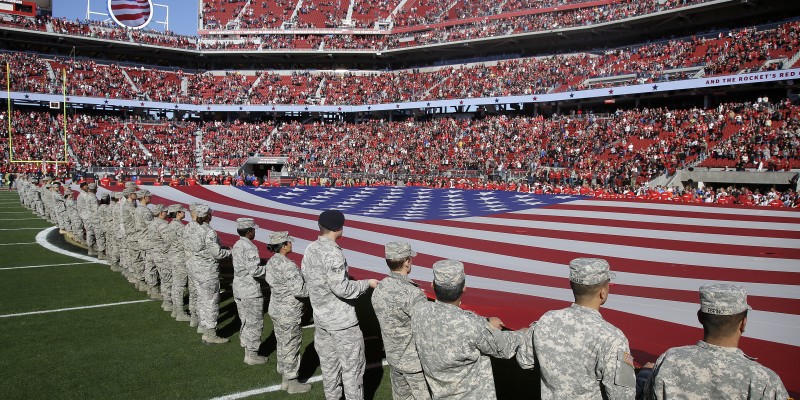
left=0, top=190, right=536, bottom=399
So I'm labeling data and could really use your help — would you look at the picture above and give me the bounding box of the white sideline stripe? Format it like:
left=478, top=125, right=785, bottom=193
left=0, top=262, right=95, bottom=271
left=210, top=360, right=388, bottom=400
left=0, top=218, right=41, bottom=221
left=0, top=227, right=47, bottom=231
left=35, top=227, right=110, bottom=265
left=0, top=299, right=153, bottom=318
left=0, top=242, right=36, bottom=246
left=0, top=211, right=29, bottom=214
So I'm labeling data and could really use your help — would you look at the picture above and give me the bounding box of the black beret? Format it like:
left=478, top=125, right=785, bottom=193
left=318, top=209, right=345, bottom=231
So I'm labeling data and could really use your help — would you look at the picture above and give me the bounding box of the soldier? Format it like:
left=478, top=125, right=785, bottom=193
left=105, top=192, right=121, bottom=269
left=185, top=204, right=230, bottom=344
left=75, top=181, right=89, bottom=245
left=184, top=203, right=203, bottom=327
left=94, top=193, right=110, bottom=260
left=134, top=189, right=160, bottom=299
left=371, top=242, right=431, bottom=400
left=642, top=284, right=789, bottom=399
left=515, top=258, right=635, bottom=399
left=301, top=209, right=378, bottom=400
left=166, top=204, right=191, bottom=322
left=149, top=204, right=172, bottom=312
left=121, top=187, right=140, bottom=285
left=265, top=231, right=311, bottom=394
left=231, top=218, right=269, bottom=365
left=410, top=259, right=520, bottom=399
left=79, top=182, right=99, bottom=255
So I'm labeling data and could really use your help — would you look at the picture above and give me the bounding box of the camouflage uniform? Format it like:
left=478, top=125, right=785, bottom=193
left=133, top=193, right=157, bottom=292
left=184, top=206, right=230, bottom=333
left=94, top=194, right=109, bottom=259
left=122, top=190, right=141, bottom=283
left=516, top=258, right=635, bottom=400
left=371, top=242, right=430, bottom=400
left=149, top=204, right=172, bottom=309
left=411, top=300, right=520, bottom=400
left=643, top=341, right=788, bottom=400
left=182, top=209, right=201, bottom=323
left=301, top=235, right=371, bottom=400
left=643, top=284, right=788, bottom=400
left=65, top=194, right=83, bottom=240
left=231, top=222, right=267, bottom=357
left=265, top=249, right=308, bottom=379
left=165, top=205, right=190, bottom=319
left=78, top=185, right=97, bottom=253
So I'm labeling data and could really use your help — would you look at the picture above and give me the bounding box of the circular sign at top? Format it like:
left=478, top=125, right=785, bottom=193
left=107, top=0, right=154, bottom=30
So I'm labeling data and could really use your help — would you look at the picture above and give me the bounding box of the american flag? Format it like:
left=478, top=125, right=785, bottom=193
left=109, top=0, right=152, bottom=28
left=115, top=184, right=800, bottom=394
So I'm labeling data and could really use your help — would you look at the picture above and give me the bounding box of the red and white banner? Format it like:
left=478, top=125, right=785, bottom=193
left=108, top=0, right=153, bottom=29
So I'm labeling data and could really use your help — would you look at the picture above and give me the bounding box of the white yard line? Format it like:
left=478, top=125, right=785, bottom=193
left=0, top=262, right=96, bottom=271
left=0, top=299, right=153, bottom=318
left=0, top=218, right=42, bottom=221
left=210, top=360, right=388, bottom=399
left=0, top=242, right=36, bottom=246
left=0, top=227, right=48, bottom=231
left=35, top=227, right=109, bottom=265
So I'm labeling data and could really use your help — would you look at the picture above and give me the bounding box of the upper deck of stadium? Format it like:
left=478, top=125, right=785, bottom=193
left=2, top=0, right=799, bottom=69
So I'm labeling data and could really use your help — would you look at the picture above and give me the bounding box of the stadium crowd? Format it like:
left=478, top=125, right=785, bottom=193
left=13, top=177, right=793, bottom=399
left=3, top=97, right=798, bottom=208
left=0, top=0, right=723, bottom=52
left=3, top=20, right=798, bottom=105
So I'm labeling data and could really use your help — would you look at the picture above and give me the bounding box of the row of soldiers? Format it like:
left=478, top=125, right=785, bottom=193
left=15, top=178, right=792, bottom=399
left=16, top=177, right=311, bottom=394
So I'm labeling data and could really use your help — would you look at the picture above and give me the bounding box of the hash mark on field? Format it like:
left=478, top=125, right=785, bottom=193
left=0, top=299, right=154, bottom=318
left=0, top=261, right=96, bottom=271
left=0, top=242, right=36, bottom=246
left=0, top=218, right=42, bottom=221
left=0, top=227, right=48, bottom=231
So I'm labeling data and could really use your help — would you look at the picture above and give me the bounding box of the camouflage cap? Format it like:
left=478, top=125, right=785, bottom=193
left=167, top=204, right=186, bottom=214
left=236, top=218, right=259, bottom=230
left=100, top=193, right=110, bottom=200
left=150, top=204, right=165, bottom=216
left=88, top=183, right=97, bottom=190
left=124, top=181, right=137, bottom=189
left=121, top=188, right=136, bottom=197
left=385, top=241, right=416, bottom=261
left=44, top=183, right=52, bottom=189
left=569, top=258, right=615, bottom=285
left=113, top=192, right=123, bottom=200
left=195, top=204, right=211, bottom=218
left=432, top=259, right=465, bottom=287
left=268, top=231, right=294, bottom=245
left=189, top=202, right=203, bottom=213
left=699, top=283, right=751, bottom=315
left=135, top=189, right=151, bottom=198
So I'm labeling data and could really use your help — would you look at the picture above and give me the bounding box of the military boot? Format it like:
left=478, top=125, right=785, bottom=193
left=243, top=350, right=267, bottom=365
left=148, top=287, right=162, bottom=300
left=285, top=379, right=312, bottom=394
left=189, top=316, right=198, bottom=327
left=175, top=311, right=191, bottom=322
left=98, top=251, right=107, bottom=260
left=87, top=248, right=97, bottom=256
left=201, top=328, right=228, bottom=345
left=161, top=301, right=172, bottom=312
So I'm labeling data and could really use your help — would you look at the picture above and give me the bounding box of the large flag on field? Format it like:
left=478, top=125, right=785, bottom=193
left=107, top=184, right=800, bottom=395
left=108, top=0, right=153, bottom=29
